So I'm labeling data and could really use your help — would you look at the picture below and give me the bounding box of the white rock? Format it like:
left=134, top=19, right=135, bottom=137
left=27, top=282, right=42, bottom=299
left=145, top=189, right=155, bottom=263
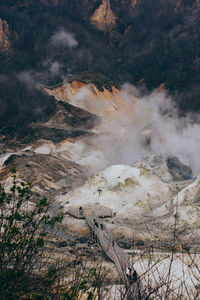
left=58, top=164, right=176, bottom=218
left=134, top=155, right=192, bottom=182
left=154, top=176, right=200, bottom=227
left=34, top=142, right=56, bottom=154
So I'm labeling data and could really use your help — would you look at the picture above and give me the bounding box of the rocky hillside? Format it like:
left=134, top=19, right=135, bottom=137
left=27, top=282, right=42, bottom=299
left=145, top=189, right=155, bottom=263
left=56, top=156, right=196, bottom=243
left=0, top=0, right=200, bottom=248
left=0, top=78, right=136, bottom=194
left=0, top=77, right=199, bottom=245
left=0, top=0, right=200, bottom=113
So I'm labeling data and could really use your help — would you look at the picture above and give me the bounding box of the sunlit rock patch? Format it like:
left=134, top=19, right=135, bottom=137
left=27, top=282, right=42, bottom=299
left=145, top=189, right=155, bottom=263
left=155, top=176, right=200, bottom=228
left=90, top=0, right=117, bottom=31
left=58, top=164, right=177, bottom=219
left=46, top=80, right=137, bottom=124
left=0, top=19, right=11, bottom=53
left=134, top=155, right=192, bottom=182
left=0, top=151, right=87, bottom=196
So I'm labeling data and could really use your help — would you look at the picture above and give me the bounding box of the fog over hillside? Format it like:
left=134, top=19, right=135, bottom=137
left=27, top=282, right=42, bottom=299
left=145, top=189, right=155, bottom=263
left=0, top=0, right=200, bottom=114
left=1, top=2, right=200, bottom=299
left=0, top=0, right=199, bottom=192
left=0, top=0, right=200, bottom=183
left=48, top=80, right=200, bottom=176
left=95, top=84, right=200, bottom=176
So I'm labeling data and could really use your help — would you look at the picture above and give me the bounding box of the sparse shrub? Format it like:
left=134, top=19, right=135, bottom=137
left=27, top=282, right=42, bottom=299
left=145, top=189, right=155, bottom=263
left=0, top=168, right=63, bottom=299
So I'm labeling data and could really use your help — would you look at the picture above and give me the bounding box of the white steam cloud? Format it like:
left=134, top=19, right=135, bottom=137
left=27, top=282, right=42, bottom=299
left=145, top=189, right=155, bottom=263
left=103, top=85, right=200, bottom=176
left=17, top=71, right=42, bottom=90
left=51, top=29, right=78, bottom=48
left=50, top=61, right=61, bottom=75
left=66, top=83, right=200, bottom=176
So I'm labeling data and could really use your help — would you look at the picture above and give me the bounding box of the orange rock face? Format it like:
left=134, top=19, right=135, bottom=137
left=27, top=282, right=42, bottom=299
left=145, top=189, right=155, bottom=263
left=131, top=0, right=137, bottom=8
left=0, top=19, right=11, bottom=53
left=46, top=80, right=137, bottom=124
left=90, top=0, right=117, bottom=31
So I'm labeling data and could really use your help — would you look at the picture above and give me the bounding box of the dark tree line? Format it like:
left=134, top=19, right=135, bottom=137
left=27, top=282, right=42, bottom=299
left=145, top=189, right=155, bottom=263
left=0, top=0, right=200, bottom=119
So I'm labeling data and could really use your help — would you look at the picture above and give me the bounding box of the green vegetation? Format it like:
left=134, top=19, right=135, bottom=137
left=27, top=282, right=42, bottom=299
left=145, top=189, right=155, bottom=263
left=2, top=169, right=200, bottom=299
left=0, top=169, right=101, bottom=299
left=0, top=169, right=62, bottom=299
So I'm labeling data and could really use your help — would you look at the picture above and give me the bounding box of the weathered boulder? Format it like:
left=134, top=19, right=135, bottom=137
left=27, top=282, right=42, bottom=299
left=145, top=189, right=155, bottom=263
left=134, top=155, right=192, bottom=182
left=154, top=176, right=200, bottom=228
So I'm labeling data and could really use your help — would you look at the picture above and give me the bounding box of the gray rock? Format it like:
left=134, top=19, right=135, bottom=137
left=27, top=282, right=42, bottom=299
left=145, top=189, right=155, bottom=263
left=1, top=151, right=87, bottom=196
left=167, top=156, right=192, bottom=181
left=134, top=155, right=192, bottom=182
left=57, top=241, right=68, bottom=248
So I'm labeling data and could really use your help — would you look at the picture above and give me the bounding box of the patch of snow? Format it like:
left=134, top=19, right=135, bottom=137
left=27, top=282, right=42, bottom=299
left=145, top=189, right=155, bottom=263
left=0, top=146, right=32, bottom=167
left=0, top=145, right=32, bottom=167
left=23, top=146, right=32, bottom=151
left=0, top=153, right=13, bottom=167
left=77, top=150, right=108, bottom=171
left=56, top=139, right=109, bottom=173
left=56, top=140, right=85, bottom=161
left=34, top=142, right=56, bottom=154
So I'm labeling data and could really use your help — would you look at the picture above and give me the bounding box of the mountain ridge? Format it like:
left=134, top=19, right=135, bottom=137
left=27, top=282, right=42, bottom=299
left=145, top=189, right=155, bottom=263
left=1, top=0, right=200, bottom=110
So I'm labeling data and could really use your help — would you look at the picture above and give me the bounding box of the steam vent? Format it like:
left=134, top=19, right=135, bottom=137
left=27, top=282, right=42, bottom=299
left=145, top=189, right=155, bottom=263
left=0, top=0, right=200, bottom=298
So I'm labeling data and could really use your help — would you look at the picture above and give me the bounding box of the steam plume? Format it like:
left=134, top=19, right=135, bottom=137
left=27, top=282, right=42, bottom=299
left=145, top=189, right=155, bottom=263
left=67, top=82, right=200, bottom=176
left=50, top=29, right=78, bottom=48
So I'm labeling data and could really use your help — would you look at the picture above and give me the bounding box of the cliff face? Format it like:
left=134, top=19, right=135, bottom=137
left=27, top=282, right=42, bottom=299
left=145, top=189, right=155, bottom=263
left=0, top=19, right=11, bottom=53
left=90, top=0, right=117, bottom=31
left=0, top=77, right=137, bottom=197
left=131, top=0, right=137, bottom=8
left=1, top=0, right=200, bottom=112
left=46, top=80, right=137, bottom=122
